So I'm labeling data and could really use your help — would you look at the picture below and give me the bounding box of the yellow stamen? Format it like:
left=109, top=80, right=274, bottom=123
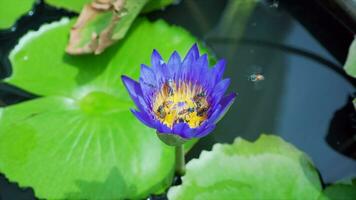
left=153, top=80, right=209, bottom=128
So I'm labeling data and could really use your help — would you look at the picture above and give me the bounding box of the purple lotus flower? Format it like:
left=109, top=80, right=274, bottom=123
left=121, top=44, right=236, bottom=140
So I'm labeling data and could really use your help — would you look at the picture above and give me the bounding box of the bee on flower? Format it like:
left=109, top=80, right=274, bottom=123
left=121, top=44, right=236, bottom=143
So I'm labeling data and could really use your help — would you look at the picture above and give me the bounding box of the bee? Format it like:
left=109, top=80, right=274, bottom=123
left=247, top=65, right=265, bottom=82
left=248, top=73, right=265, bottom=82
left=193, top=92, right=206, bottom=106
left=193, top=96, right=209, bottom=110
left=197, top=107, right=208, bottom=116
left=245, top=65, right=265, bottom=90
left=156, top=105, right=166, bottom=119
left=187, top=107, right=195, bottom=113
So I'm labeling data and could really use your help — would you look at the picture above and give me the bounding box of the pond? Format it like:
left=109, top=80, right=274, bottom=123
left=0, top=0, right=355, bottom=199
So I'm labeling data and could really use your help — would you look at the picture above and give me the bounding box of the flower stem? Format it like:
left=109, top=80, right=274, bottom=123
left=175, top=144, right=185, bottom=176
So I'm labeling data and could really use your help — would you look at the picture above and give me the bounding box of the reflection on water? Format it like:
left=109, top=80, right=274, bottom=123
left=0, top=0, right=356, bottom=199
left=151, top=0, right=356, bottom=183
left=0, top=174, right=35, bottom=200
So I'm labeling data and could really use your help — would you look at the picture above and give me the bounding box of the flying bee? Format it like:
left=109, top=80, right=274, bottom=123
left=248, top=73, right=265, bottom=90
left=246, top=65, right=265, bottom=90
left=246, top=65, right=264, bottom=82
left=248, top=73, right=265, bottom=82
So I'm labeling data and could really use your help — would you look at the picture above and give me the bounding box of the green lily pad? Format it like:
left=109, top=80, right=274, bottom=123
left=0, top=0, right=35, bottom=29
left=1, top=17, right=201, bottom=199
left=0, top=95, right=175, bottom=199
left=45, top=0, right=89, bottom=12
left=319, top=179, right=356, bottom=200
left=344, top=37, right=356, bottom=78
left=168, top=135, right=322, bottom=200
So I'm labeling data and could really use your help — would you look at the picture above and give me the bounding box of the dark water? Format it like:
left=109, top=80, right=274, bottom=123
left=1, top=0, right=356, bottom=199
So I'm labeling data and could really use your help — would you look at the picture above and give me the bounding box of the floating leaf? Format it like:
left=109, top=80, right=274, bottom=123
left=0, top=95, right=175, bottom=199
left=66, top=0, right=151, bottom=55
left=0, top=0, right=35, bottom=29
left=56, top=0, right=175, bottom=55
left=1, top=17, right=201, bottom=199
left=319, top=179, right=356, bottom=200
left=344, top=37, right=356, bottom=78
left=168, top=135, right=323, bottom=200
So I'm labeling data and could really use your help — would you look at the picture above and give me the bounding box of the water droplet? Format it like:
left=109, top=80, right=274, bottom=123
left=10, top=27, right=16, bottom=32
left=23, top=56, right=28, bottom=61
left=28, top=10, right=34, bottom=16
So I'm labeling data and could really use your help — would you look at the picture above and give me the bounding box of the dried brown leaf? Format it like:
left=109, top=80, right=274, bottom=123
left=66, top=0, right=125, bottom=55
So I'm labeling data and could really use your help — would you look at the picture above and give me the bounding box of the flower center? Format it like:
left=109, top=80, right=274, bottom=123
left=153, top=80, right=209, bottom=128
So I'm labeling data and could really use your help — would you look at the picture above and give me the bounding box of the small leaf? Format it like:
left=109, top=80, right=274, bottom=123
left=47, top=0, right=176, bottom=54
left=66, top=0, right=149, bottom=55
left=319, top=179, right=356, bottom=200
left=344, top=37, right=356, bottom=78
left=168, top=135, right=323, bottom=200
left=1, top=17, right=201, bottom=199
left=0, top=0, right=35, bottom=29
